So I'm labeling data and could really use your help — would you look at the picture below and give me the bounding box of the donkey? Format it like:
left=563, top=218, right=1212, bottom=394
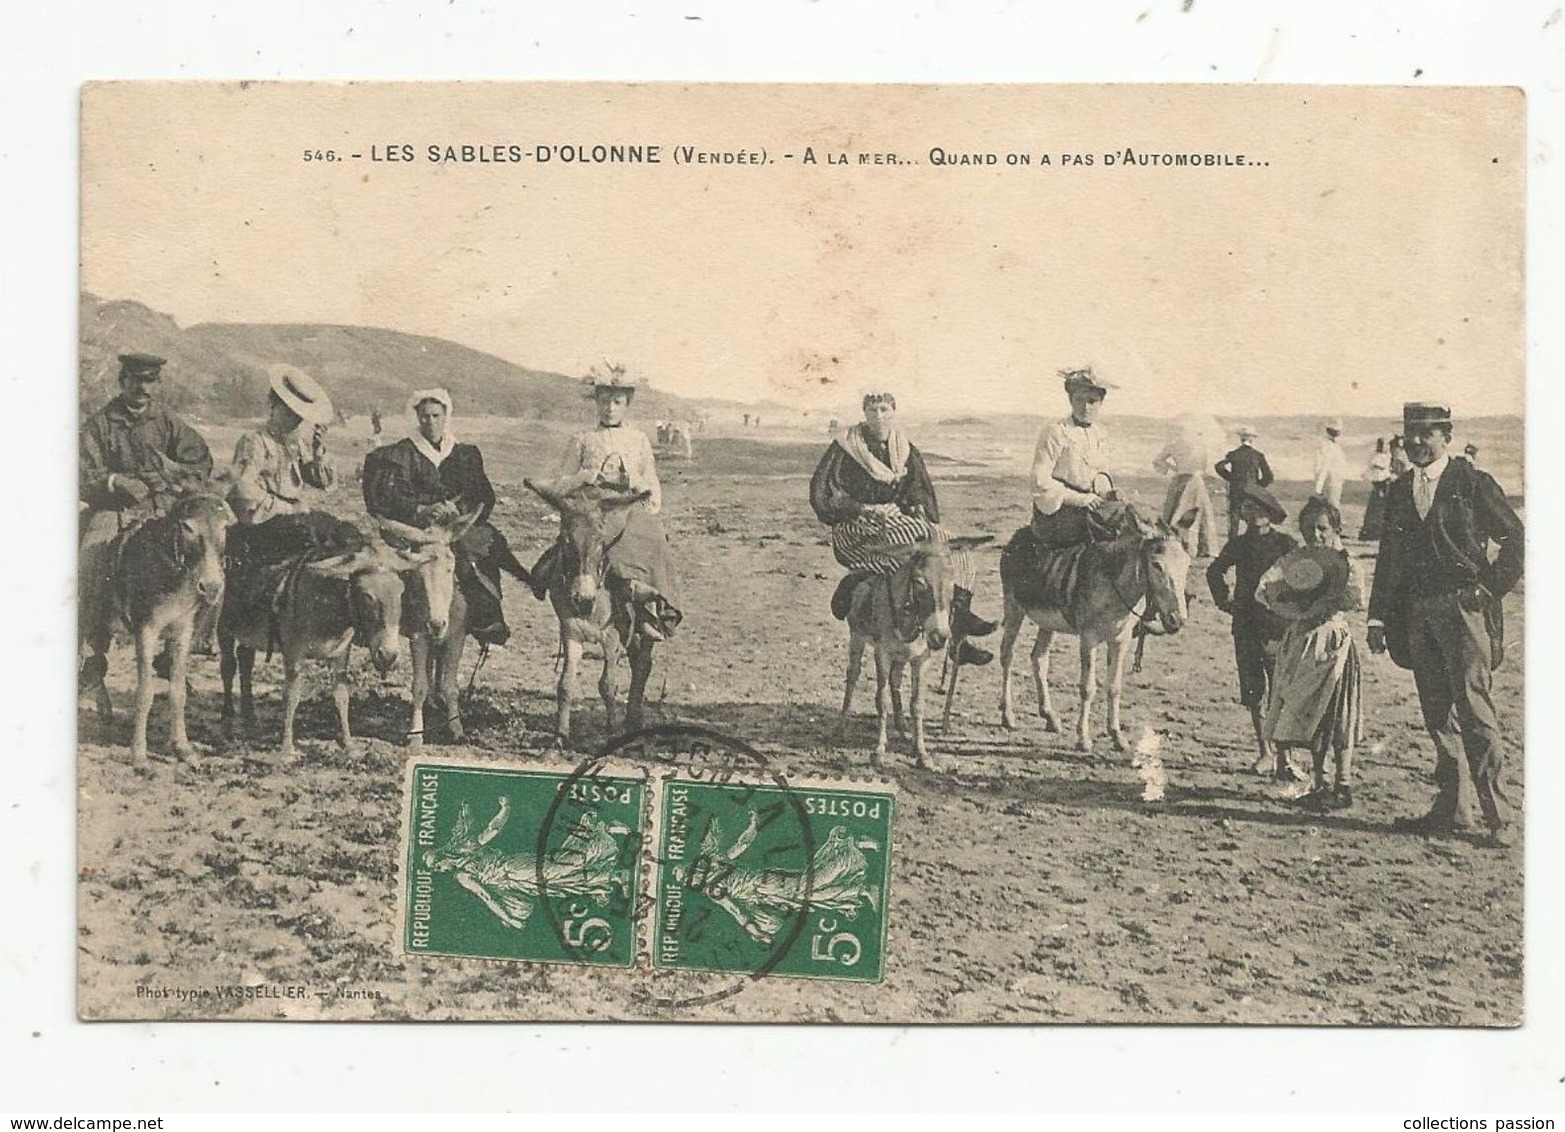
left=377, top=511, right=481, bottom=748
left=524, top=479, right=654, bottom=746
left=841, top=538, right=988, bottom=769
left=998, top=515, right=1192, bottom=753
left=83, top=492, right=234, bottom=766
left=219, top=534, right=432, bottom=758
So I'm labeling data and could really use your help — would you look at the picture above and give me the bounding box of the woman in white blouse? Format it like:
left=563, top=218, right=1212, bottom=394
left=1029, top=367, right=1134, bottom=548
left=530, top=370, right=682, bottom=639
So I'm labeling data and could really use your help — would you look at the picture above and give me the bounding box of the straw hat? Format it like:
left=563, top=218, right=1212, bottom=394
left=583, top=365, right=638, bottom=399
left=268, top=364, right=334, bottom=426
left=1236, top=481, right=1287, bottom=525
left=1260, top=547, right=1350, bottom=621
left=1060, top=366, right=1115, bottom=395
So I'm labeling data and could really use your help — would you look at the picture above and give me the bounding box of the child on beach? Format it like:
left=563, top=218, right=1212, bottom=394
left=1255, top=497, right=1366, bottom=811
left=1206, top=482, right=1298, bottom=778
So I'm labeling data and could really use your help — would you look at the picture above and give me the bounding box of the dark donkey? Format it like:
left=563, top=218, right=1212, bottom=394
left=840, top=538, right=989, bottom=770
left=80, top=491, right=234, bottom=767
left=219, top=533, right=431, bottom=759
left=524, top=479, right=654, bottom=745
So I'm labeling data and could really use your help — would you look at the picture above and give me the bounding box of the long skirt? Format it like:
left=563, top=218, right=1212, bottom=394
left=830, top=510, right=976, bottom=591
left=1264, top=615, right=1363, bottom=754
left=1359, top=481, right=1389, bottom=541
left=1161, top=473, right=1219, bottom=558
left=601, top=504, right=681, bottom=610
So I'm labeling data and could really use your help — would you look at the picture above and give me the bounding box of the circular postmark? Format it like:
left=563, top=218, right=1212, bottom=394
left=535, top=723, right=818, bottom=1011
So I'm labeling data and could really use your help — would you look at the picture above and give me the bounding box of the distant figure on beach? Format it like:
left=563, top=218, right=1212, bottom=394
left=1152, top=417, right=1219, bottom=558
left=1214, top=425, right=1274, bottom=541
left=1359, top=436, right=1392, bottom=541
left=743, top=413, right=751, bottom=428
left=1388, top=434, right=1410, bottom=478
left=370, top=407, right=383, bottom=436
left=1462, top=442, right=1481, bottom=470
left=1312, top=417, right=1348, bottom=510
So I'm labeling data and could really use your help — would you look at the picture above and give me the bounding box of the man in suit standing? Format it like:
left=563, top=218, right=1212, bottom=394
left=1214, top=425, right=1275, bottom=540
left=1367, top=402, right=1524, bottom=847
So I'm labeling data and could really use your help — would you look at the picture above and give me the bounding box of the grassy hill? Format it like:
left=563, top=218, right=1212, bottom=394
left=79, top=294, right=703, bottom=424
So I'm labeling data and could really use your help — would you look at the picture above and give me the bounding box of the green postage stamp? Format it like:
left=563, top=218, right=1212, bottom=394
left=654, top=779, right=893, bottom=984
left=399, top=754, right=894, bottom=984
left=402, top=762, right=647, bottom=968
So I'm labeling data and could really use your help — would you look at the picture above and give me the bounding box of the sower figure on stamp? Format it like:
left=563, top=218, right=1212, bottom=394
left=363, top=386, right=529, bottom=647
left=529, top=367, right=683, bottom=643
left=1369, top=402, right=1524, bottom=848
left=79, top=353, right=214, bottom=690
left=810, top=390, right=997, bottom=667
left=1214, top=424, right=1275, bottom=541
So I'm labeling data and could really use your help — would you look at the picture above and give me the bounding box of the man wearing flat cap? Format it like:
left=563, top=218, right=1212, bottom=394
left=79, top=353, right=214, bottom=687
left=1029, top=367, right=1135, bottom=548
left=363, top=386, right=527, bottom=646
left=1368, top=402, right=1524, bottom=846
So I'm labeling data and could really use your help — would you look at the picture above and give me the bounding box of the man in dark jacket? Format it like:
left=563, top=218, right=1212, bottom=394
left=1367, top=402, right=1524, bottom=846
left=79, top=353, right=214, bottom=687
left=1213, top=425, right=1275, bottom=540
left=362, top=388, right=528, bottom=646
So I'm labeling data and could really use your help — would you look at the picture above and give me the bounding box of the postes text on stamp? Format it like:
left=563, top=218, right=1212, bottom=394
left=655, top=779, right=893, bottom=983
left=402, top=762, right=646, bottom=968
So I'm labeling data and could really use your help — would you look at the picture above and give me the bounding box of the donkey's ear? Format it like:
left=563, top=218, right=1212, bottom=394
left=524, top=478, right=565, bottom=512
left=603, top=488, right=652, bottom=510
left=304, top=548, right=373, bottom=578
left=947, top=534, right=995, bottom=551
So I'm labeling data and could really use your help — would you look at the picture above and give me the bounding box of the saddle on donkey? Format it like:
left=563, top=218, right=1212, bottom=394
left=224, top=510, right=370, bottom=647
left=1005, top=498, right=1146, bottom=630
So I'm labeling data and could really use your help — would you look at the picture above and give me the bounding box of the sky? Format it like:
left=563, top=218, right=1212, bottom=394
left=81, top=83, right=1524, bottom=421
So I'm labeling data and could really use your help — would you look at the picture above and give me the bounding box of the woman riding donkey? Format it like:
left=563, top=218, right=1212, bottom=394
left=223, top=365, right=365, bottom=614
left=362, top=385, right=530, bottom=647
left=530, top=366, right=683, bottom=644
left=810, top=390, right=997, bottom=667
left=1030, top=366, right=1143, bottom=549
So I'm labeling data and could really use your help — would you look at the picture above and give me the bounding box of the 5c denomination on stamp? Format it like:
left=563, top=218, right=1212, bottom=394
left=655, top=779, right=894, bottom=984
left=401, top=761, right=646, bottom=968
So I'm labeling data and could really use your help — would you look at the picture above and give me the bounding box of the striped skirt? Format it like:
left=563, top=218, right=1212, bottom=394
left=831, top=512, right=977, bottom=591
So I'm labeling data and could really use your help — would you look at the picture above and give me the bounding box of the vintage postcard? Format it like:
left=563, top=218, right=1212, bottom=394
left=77, top=82, right=1524, bottom=1023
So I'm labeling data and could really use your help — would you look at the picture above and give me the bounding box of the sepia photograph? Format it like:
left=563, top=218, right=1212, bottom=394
left=73, top=81, right=1528, bottom=1027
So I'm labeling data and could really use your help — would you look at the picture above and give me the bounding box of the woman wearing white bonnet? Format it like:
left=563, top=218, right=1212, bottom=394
left=361, top=384, right=528, bottom=646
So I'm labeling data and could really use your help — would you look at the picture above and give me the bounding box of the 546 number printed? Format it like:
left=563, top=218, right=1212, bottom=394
left=302, top=149, right=341, bottom=163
